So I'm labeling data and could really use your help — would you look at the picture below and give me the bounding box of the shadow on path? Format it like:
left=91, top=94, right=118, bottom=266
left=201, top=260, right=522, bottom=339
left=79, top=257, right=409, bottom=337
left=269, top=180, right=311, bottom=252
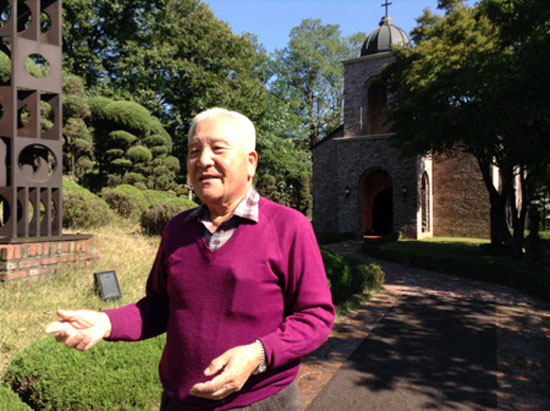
left=307, top=294, right=498, bottom=410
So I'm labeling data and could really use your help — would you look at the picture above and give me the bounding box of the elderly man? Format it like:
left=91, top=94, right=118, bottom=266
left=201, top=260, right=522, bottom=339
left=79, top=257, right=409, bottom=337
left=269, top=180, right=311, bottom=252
left=45, top=107, right=335, bottom=410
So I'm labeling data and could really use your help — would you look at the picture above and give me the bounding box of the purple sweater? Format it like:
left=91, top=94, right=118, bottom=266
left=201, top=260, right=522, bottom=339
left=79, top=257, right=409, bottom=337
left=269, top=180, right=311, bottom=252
left=105, top=197, right=335, bottom=410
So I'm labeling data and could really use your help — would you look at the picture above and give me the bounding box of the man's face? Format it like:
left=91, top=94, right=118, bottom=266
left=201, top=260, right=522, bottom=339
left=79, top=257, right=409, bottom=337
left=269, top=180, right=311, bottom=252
left=187, top=116, right=257, bottom=211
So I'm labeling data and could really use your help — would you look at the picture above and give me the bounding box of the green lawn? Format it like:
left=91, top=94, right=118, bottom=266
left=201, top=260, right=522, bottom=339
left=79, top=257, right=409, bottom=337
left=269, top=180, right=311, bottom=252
left=362, top=236, right=550, bottom=302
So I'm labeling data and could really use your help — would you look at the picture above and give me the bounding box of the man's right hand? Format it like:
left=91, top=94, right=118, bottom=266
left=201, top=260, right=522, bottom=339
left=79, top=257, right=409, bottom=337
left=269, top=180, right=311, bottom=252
left=44, top=309, right=112, bottom=351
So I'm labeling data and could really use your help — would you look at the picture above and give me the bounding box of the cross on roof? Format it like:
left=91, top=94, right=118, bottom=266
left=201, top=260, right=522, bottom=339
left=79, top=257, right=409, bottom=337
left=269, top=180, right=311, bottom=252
left=381, top=1, right=392, bottom=18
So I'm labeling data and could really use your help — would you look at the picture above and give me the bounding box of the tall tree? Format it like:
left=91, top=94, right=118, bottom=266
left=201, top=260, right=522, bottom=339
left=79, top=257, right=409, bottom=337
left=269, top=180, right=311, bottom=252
left=62, top=0, right=267, bottom=176
left=271, top=19, right=364, bottom=147
left=382, top=0, right=550, bottom=255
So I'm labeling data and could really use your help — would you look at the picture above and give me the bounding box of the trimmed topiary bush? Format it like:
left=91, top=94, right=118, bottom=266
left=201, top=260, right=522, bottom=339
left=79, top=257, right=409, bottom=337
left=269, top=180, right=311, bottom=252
left=140, top=191, right=197, bottom=235
left=4, top=336, right=165, bottom=410
left=62, top=178, right=114, bottom=229
left=141, top=203, right=183, bottom=235
left=101, top=184, right=149, bottom=220
left=321, top=248, right=384, bottom=304
left=0, top=384, right=32, bottom=410
left=352, top=262, right=385, bottom=292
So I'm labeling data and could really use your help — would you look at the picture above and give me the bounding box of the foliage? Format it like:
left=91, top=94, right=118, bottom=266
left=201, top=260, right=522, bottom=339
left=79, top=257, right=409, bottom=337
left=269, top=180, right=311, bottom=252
left=254, top=130, right=312, bottom=212
left=62, top=0, right=268, bottom=171
left=89, top=99, right=179, bottom=190
left=269, top=19, right=365, bottom=147
left=141, top=203, right=183, bottom=235
left=62, top=74, right=95, bottom=180
left=362, top=237, right=550, bottom=302
left=102, top=185, right=197, bottom=226
left=0, top=385, right=31, bottom=411
left=321, top=248, right=384, bottom=304
left=62, top=177, right=114, bottom=229
left=0, top=50, right=9, bottom=84
left=4, top=336, right=164, bottom=410
left=382, top=0, right=550, bottom=256
left=101, top=184, right=150, bottom=220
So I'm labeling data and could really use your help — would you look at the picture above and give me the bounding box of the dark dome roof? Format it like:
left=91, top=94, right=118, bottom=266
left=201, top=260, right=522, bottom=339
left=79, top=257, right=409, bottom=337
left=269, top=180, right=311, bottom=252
left=361, top=16, right=410, bottom=56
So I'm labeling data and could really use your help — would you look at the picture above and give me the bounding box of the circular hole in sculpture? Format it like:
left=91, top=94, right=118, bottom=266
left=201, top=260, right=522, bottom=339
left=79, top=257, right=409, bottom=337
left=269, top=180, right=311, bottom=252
left=40, top=11, right=51, bottom=33
left=25, top=54, right=51, bottom=78
left=18, top=144, right=56, bottom=182
left=0, top=2, right=11, bottom=26
left=0, top=195, right=9, bottom=226
left=16, top=1, right=32, bottom=33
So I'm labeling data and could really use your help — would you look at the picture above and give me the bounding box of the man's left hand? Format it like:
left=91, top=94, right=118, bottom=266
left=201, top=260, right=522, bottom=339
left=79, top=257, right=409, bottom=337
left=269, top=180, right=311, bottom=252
left=189, top=342, right=263, bottom=400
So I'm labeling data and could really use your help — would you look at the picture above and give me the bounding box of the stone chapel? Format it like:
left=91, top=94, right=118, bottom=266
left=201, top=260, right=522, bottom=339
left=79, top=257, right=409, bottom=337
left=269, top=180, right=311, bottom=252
left=312, top=10, right=491, bottom=240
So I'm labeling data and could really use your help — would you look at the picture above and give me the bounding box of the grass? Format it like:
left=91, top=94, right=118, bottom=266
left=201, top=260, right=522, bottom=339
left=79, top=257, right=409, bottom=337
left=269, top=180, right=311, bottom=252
left=0, top=221, right=160, bottom=377
left=362, top=235, right=550, bottom=301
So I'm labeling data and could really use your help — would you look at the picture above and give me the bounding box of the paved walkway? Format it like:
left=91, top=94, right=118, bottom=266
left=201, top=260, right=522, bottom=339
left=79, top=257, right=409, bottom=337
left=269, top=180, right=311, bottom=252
left=297, top=241, right=550, bottom=410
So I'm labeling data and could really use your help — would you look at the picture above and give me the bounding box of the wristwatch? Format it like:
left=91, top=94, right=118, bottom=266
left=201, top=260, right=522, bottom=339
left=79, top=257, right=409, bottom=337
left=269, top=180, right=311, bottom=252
left=254, top=339, right=267, bottom=374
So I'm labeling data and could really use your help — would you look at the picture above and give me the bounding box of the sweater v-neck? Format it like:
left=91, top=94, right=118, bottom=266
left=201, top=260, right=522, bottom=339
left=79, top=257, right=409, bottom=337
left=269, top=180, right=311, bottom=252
left=194, top=214, right=248, bottom=259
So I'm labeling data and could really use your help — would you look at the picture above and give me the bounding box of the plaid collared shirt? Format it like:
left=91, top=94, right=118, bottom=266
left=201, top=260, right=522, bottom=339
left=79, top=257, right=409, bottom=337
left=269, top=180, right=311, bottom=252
left=188, top=186, right=260, bottom=250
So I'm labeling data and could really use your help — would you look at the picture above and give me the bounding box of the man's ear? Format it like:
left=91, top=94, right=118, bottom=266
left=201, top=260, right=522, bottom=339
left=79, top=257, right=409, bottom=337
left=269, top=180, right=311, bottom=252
left=247, top=151, right=258, bottom=180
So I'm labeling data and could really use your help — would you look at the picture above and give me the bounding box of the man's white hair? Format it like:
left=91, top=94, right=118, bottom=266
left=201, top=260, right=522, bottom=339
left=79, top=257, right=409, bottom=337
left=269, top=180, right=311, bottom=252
left=188, top=107, right=256, bottom=152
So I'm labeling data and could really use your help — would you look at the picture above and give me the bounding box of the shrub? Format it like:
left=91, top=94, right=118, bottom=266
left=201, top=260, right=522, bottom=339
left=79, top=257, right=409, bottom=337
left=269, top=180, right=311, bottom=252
left=62, top=94, right=91, bottom=119
left=140, top=191, right=197, bottom=235
left=321, top=248, right=384, bottom=304
left=103, top=101, right=155, bottom=135
left=62, top=178, right=114, bottom=229
left=87, top=96, right=114, bottom=123
left=4, top=336, right=165, bottom=410
left=352, top=262, right=385, bottom=292
left=108, top=130, right=137, bottom=147
left=101, top=184, right=149, bottom=220
left=127, top=145, right=153, bottom=163
left=0, top=385, right=31, bottom=410
left=141, top=203, right=183, bottom=235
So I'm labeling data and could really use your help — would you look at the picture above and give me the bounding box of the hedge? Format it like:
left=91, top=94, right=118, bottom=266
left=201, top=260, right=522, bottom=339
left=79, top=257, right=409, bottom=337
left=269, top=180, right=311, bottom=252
left=0, top=384, right=32, bottom=410
left=4, top=336, right=165, bottom=410
left=62, top=178, right=114, bottom=229
left=321, top=248, right=384, bottom=304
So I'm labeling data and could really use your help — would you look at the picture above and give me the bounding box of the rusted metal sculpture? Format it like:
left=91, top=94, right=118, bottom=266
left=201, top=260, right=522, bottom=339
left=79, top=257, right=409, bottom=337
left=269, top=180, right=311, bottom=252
left=0, top=0, right=62, bottom=238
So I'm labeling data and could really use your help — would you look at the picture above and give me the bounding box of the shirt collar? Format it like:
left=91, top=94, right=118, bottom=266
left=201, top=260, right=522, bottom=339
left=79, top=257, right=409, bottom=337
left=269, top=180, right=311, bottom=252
left=185, top=186, right=260, bottom=224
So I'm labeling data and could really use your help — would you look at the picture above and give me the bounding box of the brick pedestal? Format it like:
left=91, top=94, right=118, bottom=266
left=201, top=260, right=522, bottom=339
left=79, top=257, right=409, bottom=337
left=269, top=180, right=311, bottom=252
left=0, top=235, right=101, bottom=282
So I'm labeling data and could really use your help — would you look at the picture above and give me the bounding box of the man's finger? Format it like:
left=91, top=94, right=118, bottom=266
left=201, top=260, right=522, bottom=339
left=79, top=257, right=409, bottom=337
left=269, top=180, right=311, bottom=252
left=44, top=321, right=73, bottom=335
left=204, top=353, right=229, bottom=377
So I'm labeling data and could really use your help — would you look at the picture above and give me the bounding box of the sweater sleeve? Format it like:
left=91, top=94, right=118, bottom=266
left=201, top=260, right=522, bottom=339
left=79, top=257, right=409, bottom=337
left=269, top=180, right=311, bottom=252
left=103, top=223, right=171, bottom=341
left=258, top=214, right=335, bottom=369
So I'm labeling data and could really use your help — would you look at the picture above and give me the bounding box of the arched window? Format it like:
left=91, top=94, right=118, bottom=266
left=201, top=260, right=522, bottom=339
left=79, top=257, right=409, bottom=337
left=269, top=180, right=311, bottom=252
left=367, top=81, right=387, bottom=135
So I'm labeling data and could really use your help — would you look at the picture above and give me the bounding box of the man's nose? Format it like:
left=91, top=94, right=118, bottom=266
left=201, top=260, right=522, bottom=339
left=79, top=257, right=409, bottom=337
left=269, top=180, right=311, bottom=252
left=197, top=147, right=215, bottom=167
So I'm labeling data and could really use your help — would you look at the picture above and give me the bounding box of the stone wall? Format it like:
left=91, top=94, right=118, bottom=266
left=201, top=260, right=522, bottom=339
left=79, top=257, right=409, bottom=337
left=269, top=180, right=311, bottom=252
left=0, top=236, right=101, bottom=282
left=343, top=53, right=394, bottom=137
left=312, top=132, right=341, bottom=235
left=433, top=152, right=490, bottom=238
left=313, top=134, right=421, bottom=239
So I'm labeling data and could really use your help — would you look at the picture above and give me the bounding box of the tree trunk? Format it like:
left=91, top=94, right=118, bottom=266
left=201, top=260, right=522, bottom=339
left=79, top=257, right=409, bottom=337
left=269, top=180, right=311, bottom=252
left=476, top=158, right=511, bottom=246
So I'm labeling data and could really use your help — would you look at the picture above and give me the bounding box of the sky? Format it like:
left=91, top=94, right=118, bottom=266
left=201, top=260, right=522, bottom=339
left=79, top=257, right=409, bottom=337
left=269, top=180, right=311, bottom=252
left=204, top=0, right=442, bottom=53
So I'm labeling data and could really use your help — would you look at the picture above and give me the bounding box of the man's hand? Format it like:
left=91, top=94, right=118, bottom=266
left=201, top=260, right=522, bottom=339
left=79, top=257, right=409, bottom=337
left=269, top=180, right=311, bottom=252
left=189, top=342, right=263, bottom=400
left=44, top=309, right=112, bottom=351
